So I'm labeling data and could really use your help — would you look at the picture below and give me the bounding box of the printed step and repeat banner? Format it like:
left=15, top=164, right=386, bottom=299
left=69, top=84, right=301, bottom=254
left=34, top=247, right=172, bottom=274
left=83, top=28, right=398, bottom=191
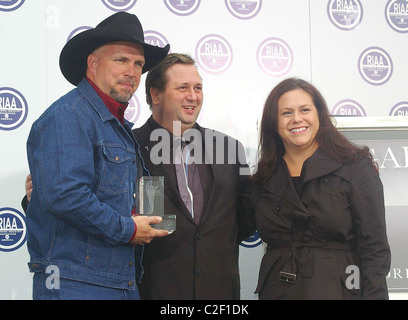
left=1, top=0, right=407, bottom=299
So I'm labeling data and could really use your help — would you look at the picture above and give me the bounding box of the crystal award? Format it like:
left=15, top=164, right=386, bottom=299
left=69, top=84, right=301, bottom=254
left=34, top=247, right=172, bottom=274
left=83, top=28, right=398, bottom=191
left=138, top=176, right=176, bottom=233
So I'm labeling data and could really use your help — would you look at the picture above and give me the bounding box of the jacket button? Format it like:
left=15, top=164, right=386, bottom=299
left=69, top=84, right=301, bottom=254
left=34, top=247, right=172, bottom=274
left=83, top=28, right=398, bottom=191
left=129, top=261, right=133, bottom=267
left=196, top=269, right=202, bottom=277
left=128, top=280, right=134, bottom=286
left=196, top=233, right=202, bottom=240
left=115, top=156, right=120, bottom=162
left=276, top=205, right=282, bottom=212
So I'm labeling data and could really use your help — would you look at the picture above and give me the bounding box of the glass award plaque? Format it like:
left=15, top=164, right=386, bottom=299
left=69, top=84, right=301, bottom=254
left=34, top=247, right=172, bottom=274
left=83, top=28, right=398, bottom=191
left=138, top=176, right=176, bottom=233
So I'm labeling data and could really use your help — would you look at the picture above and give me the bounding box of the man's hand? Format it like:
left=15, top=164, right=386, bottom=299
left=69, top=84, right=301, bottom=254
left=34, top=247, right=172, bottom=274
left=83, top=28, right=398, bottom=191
left=25, top=174, right=33, bottom=202
left=130, top=215, right=168, bottom=245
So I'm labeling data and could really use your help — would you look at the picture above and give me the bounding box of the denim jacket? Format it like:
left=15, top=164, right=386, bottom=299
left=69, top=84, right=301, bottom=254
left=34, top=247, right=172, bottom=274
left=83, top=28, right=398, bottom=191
left=26, top=78, right=145, bottom=290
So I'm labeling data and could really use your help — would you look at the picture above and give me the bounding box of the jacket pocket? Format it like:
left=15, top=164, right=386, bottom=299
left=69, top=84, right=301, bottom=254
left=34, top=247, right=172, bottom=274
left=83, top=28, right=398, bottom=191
left=99, top=146, right=130, bottom=194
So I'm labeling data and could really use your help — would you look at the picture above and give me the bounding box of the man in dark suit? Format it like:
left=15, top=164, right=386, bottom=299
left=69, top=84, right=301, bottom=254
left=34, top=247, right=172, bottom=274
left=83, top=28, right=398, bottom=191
left=134, top=53, right=255, bottom=299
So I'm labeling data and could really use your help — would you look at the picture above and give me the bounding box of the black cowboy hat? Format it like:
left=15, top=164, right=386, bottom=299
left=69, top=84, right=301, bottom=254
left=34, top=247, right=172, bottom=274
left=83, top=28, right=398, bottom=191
left=59, top=11, right=170, bottom=86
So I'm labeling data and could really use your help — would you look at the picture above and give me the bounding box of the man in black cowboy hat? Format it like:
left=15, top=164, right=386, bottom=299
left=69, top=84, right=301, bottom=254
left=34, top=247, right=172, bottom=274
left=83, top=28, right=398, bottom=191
left=25, top=12, right=169, bottom=300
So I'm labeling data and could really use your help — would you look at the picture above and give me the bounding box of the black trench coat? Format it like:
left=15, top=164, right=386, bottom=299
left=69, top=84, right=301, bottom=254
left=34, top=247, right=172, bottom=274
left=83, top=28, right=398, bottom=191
left=249, top=148, right=391, bottom=299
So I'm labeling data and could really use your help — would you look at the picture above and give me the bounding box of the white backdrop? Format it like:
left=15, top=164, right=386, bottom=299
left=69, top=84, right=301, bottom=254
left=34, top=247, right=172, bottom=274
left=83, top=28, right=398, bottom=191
left=1, top=0, right=407, bottom=300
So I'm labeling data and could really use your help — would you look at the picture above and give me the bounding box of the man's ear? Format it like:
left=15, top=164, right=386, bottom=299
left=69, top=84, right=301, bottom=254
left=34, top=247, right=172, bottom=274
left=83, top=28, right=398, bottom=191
left=150, top=87, right=161, bottom=105
left=86, top=53, right=98, bottom=77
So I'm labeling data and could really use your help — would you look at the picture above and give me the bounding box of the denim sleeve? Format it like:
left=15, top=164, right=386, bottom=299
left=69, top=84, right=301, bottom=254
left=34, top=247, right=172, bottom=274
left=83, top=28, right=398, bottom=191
left=27, top=102, right=135, bottom=245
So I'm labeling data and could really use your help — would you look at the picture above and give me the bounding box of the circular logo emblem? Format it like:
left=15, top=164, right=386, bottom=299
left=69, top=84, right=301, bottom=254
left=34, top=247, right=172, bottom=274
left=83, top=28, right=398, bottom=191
left=0, top=207, right=26, bottom=252
left=144, top=30, right=170, bottom=51
left=224, top=0, right=262, bottom=20
left=195, top=34, right=233, bottom=74
left=257, top=37, right=293, bottom=77
left=0, top=87, right=28, bottom=131
left=389, top=101, right=408, bottom=116
left=66, top=26, right=92, bottom=43
left=163, top=0, right=201, bottom=16
left=124, top=96, right=141, bottom=126
left=385, top=0, right=408, bottom=33
left=327, top=0, right=363, bottom=30
left=331, top=99, right=366, bottom=116
left=358, top=47, right=393, bottom=86
left=101, top=0, right=138, bottom=12
left=0, top=0, right=25, bottom=11
left=240, top=231, right=262, bottom=248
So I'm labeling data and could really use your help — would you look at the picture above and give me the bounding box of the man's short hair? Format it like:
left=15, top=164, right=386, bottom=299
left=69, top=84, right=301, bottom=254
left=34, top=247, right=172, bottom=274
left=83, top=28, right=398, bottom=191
left=145, top=53, right=197, bottom=107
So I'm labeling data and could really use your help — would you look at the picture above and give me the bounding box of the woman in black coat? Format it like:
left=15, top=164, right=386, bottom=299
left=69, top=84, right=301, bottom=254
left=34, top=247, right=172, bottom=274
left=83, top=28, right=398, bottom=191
left=249, top=78, right=391, bottom=299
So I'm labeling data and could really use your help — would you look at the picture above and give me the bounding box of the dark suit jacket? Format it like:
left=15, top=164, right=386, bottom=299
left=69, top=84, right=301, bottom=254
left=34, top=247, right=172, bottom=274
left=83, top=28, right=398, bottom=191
left=133, top=117, right=255, bottom=300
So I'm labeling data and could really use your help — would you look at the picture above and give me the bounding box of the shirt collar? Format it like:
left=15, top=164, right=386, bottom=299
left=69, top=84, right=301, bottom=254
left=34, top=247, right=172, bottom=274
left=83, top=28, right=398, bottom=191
left=148, top=116, right=199, bottom=133
left=86, top=77, right=128, bottom=125
left=147, top=116, right=200, bottom=149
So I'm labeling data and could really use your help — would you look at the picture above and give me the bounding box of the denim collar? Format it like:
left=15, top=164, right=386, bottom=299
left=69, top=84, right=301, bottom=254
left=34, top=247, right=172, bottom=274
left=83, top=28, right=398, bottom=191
left=86, top=77, right=128, bottom=125
left=76, top=77, right=134, bottom=129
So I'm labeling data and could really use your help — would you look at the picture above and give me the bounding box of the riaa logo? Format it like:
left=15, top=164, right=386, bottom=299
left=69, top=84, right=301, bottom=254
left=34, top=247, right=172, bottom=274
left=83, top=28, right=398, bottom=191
left=144, top=30, right=170, bottom=51
left=257, top=37, right=293, bottom=77
left=0, top=0, right=25, bottom=11
left=0, top=208, right=26, bottom=252
left=358, top=47, right=393, bottom=86
left=327, top=0, right=363, bottom=30
left=331, top=99, right=366, bottom=116
left=195, top=34, right=233, bottom=74
left=0, top=87, right=28, bottom=131
left=385, top=0, right=408, bottom=33
left=240, top=231, right=262, bottom=248
left=225, top=0, right=262, bottom=20
left=389, top=102, right=408, bottom=116
left=66, top=26, right=92, bottom=43
left=124, top=96, right=141, bottom=127
left=164, top=0, right=201, bottom=16
left=101, top=0, right=138, bottom=12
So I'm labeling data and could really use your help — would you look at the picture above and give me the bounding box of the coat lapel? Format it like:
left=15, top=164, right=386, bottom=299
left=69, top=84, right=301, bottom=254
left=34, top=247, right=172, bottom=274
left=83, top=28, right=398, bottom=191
left=266, top=159, right=306, bottom=211
left=302, top=148, right=342, bottom=184
left=193, top=125, right=217, bottom=226
left=262, top=148, right=342, bottom=212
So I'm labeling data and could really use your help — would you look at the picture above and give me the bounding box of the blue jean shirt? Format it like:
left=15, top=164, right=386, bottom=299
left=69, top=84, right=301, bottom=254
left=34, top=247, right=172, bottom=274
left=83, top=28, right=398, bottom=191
left=26, top=78, right=145, bottom=290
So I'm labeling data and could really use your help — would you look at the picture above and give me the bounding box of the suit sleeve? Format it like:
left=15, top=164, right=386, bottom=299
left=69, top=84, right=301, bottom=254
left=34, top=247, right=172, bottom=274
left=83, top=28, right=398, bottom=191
left=21, top=195, right=28, bottom=213
left=236, top=140, right=256, bottom=244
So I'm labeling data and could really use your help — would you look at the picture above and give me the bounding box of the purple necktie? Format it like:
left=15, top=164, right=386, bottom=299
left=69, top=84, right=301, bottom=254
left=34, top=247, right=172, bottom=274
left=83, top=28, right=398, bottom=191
left=174, top=138, right=204, bottom=223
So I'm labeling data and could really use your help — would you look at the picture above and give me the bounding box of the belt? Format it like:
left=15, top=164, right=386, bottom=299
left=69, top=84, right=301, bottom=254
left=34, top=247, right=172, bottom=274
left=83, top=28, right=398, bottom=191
left=266, top=240, right=353, bottom=251
left=266, top=240, right=354, bottom=284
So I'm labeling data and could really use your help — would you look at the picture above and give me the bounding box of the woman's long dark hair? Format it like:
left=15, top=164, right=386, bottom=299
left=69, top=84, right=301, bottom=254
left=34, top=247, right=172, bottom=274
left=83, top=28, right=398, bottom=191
left=253, top=78, right=378, bottom=184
